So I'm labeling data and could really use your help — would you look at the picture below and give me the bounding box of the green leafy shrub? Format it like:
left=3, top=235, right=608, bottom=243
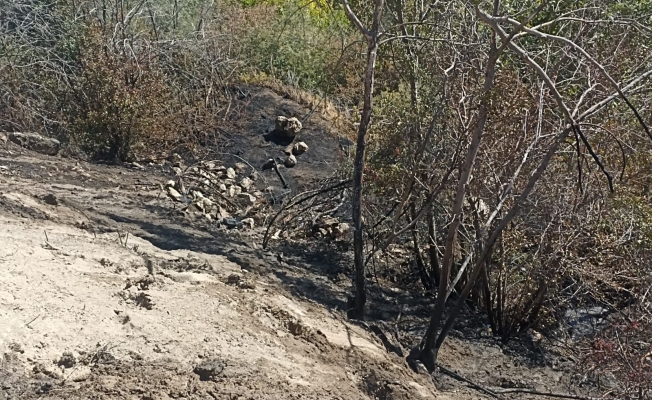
left=234, top=0, right=354, bottom=93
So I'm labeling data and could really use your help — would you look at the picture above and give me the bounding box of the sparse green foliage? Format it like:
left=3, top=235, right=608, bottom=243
left=236, top=0, right=354, bottom=92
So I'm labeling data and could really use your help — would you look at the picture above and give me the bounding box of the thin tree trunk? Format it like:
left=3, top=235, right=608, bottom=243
left=343, top=0, right=384, bottom=320
left=482, top=250, right=495, bottom=333
left=349, top=38, right=379, bottom=319
left=414, top=48, right=500, bottom=372
left=427, top=209, right=440, bottom=287
left=471, top=199, right=485, bottom=307
left=410, top=203, right=434, bottom=291
left=173, top=0, right=178, bottom=30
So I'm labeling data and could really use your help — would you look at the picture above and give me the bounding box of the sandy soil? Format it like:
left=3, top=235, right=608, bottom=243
left=0, top=212, right=435, bottom=400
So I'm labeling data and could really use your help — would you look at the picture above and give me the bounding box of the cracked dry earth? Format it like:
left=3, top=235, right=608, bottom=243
left=0, top=144, right=446, bottom=400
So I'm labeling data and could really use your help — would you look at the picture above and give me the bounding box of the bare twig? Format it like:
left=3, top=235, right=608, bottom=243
left=491, top=387, right=601, bottom=400
left=262, top=178, right=352, bottom=248
left=274, top=157, right=289, bottom=189
left=434, top=364, right=501, bottom=399
left=25, top=314, right=41, bottom=327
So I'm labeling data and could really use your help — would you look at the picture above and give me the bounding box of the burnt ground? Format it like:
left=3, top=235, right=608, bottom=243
left=200, top=85, right=348, bottom=195
left=0, top=87, right=599, bottom=400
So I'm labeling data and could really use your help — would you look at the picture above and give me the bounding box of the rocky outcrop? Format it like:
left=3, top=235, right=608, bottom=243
left=7, top=132, right=60, bottom=156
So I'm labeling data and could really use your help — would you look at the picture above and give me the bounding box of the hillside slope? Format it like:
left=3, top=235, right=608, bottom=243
left=1, top=89, right=589, bottom=400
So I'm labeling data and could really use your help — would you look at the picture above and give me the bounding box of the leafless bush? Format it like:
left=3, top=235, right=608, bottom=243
left=1, top=0, right=243, bottom=159
left=582, top=313, right=652, bottom=398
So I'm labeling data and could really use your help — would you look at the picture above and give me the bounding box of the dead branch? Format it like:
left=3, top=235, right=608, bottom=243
left=434, top=364, right=501, bottom=399
left=274, top=157, right=289, bottom=189
left=262, top=178, right=352, bottom=248
left=491, top=387, right=601, bottom=400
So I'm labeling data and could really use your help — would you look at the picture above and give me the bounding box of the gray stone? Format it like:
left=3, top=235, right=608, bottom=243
left=274, top=116, right=302, bottom=139
left=333, top=223, right=350, bottom=236
left=222, top=218, right=242, bottom=229
left=284, top=154, right=297, bottom=168
left=292, top=142, right=309, bottom=155
left=228, top=185, right=242, bottom=198
left=196, top=198, right=213, bottom=213
left=69, top=366, right=92, bottom=382
left=202, top=160, right=223, bottom=171
left=226, top=167, right=236, bottom=179
left=239, top=177, right=254, bottom=191
left=242, top=218, right=255, bottom=229
left=234, top=162, right=247, bottom=174
left=8, top=132, right=60, bottom=156
left=167, top=187, right=184, bottom=202
left=193, top=360, right=225, bottom=381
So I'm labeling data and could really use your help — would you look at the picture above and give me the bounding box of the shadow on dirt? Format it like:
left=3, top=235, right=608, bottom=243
left=102, top=204, right=437, bottom=320
left=263, top=130, right=295, bottom=147
left=102, top=211, right=238, bottom=256
left=99, top=208, right=352, bottom=311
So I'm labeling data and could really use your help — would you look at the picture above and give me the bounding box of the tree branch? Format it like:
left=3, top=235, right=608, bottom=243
left=341, top=0, right=371, bottom=39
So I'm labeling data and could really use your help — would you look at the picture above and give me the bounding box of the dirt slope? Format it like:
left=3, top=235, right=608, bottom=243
left=1, top=92, right=589, bottom=400
left=0, top=213, right=434, bottom=400
left=0, top=137, right=443, bottom=400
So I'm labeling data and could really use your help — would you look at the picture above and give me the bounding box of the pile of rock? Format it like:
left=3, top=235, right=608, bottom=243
left=312, top=216, right=350, bottom=239
left=164, top=160, right=263, bottom=229
left=274, top=116, right=309, bottom=169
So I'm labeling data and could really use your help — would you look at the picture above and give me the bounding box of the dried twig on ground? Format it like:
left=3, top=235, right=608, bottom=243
left=262, top=178, right=351, bottom=248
